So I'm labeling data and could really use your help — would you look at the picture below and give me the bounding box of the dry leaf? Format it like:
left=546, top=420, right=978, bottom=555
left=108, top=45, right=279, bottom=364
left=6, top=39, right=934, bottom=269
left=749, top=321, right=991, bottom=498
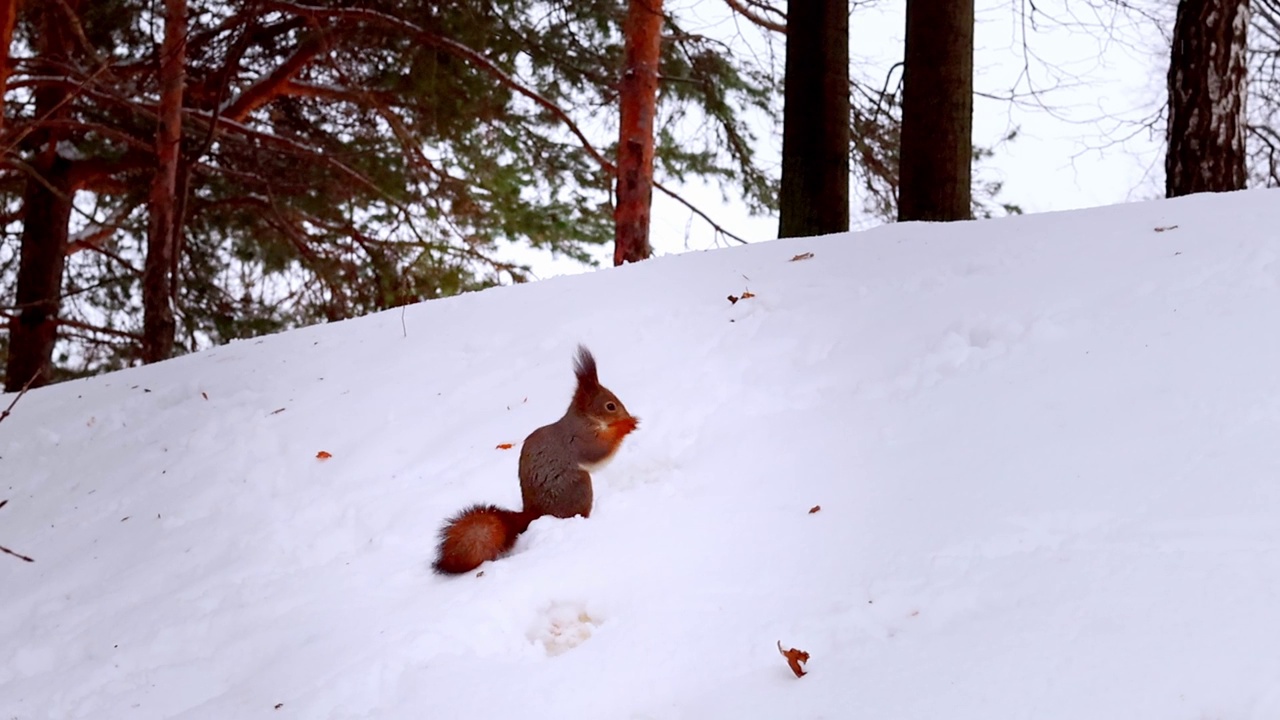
left=1154, top=225, right=1179, bottom=233
left=741, top=290, right=756, bottom=299
left=790, top=252, right=815, bottom=262
left=270, top=407, right=286, bottom=415
left=201, top=392, right=209, bottom=400
left=808, top=505, right=821, bottom=514
left=496, top=443, right=514, bottom=450
left=316, top=451, right=332, bottom=460
left=777, top=640, right=810, bottom=678
left=727, top=294, right=740, bottom=305
left=274, top=703, right=284, bottom=710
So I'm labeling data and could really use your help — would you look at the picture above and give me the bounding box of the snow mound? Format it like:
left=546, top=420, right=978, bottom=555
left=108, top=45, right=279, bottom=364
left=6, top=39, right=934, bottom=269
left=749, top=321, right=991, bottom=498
left=4, top=189, right=1280, bottom=718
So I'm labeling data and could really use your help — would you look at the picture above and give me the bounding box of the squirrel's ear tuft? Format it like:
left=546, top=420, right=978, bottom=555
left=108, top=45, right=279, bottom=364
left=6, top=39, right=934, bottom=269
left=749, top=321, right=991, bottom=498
left=574, top=345, right=599, bottom=384
left=572, top=345, right=600, bottom=410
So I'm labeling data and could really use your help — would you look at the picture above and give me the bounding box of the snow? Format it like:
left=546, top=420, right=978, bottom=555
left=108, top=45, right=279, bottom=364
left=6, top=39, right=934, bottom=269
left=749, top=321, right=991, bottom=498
left=5, top=189, right=1280, bottom=718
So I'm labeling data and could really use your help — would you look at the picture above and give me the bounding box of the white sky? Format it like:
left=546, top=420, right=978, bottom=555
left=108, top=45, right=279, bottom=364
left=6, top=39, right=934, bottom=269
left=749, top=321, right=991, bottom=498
left=515, top=0, right=1174, bottom=279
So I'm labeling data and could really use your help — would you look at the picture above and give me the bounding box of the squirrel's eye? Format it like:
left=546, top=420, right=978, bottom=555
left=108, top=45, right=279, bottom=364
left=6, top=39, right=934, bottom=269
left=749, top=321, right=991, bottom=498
left=605, top=401, right=617, bottom=412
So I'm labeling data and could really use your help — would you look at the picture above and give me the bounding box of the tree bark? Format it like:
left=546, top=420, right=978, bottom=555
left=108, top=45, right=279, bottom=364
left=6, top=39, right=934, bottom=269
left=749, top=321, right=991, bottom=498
left=778, top=0, right=849, bottom=238
left=5, top=0, right=76, bottom=391
left=6, top=160, right=74, bottom=391
left=0, top=0, right=18, bottom=138
left=897, top=0, right=974, bottom=222
left=1166, top=0, right=1250, bottom=197
left=142, top=0, right=187, bottom=363
left=614, top=0, right=663, bottom=266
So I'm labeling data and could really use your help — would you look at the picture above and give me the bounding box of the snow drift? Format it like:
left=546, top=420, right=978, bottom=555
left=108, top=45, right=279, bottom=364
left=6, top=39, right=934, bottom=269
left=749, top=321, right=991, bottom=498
left=4, top=189, right=1280, bottom=719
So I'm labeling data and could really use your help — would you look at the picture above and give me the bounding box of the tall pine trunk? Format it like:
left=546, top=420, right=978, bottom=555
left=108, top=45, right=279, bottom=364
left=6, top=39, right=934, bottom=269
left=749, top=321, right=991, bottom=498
left=5, top=0, right=76, bottom=391
left=897, top=0, right=974, bottom=221
left=0, top=0, right=17, bottom=138
left=778, top=0, right=850, bottom=238
left=6, top=159, right=73, bottom=391
left=1166, top=0, right=1250, bottom=197
left=142, top=0, right=187, bottom=363
left=614, top=0, right=663, bottom=266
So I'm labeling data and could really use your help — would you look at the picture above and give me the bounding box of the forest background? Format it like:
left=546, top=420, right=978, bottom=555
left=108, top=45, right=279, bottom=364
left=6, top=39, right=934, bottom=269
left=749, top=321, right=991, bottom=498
left=0, top=0, right=1271, bottom=390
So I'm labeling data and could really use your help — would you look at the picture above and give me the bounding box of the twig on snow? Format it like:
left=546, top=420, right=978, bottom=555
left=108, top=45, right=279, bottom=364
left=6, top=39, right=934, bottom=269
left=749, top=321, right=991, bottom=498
left=0, top=370, right=40, bottom=427
left=0, top=500, right=36, bottom=563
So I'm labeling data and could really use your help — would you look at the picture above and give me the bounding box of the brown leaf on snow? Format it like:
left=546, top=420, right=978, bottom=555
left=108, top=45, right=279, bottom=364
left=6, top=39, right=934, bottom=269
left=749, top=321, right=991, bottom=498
left=201, top=392, right=209, bottom=400
left=316, top=451, right=332, bottom=460
left=741, top=290, right=756, bottom=300
left=777, top=640, right=810, bottom=678
left=496, top=443, right=514, bottom=450
left=727, top=294, right=740, bottom=305
left=808, top=505, right=821, bottom=514
left=790, top=252, right=815, bottom=262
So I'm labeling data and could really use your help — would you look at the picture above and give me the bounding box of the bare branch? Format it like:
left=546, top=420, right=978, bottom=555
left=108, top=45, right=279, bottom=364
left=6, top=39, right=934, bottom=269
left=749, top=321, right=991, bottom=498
left=723, top=0, right=786, bottom=34
left=0, top=371, right=38, bottom=426
left=0, top=500, right=35, bottom=563
left=221, top=30, right=332, bottom=122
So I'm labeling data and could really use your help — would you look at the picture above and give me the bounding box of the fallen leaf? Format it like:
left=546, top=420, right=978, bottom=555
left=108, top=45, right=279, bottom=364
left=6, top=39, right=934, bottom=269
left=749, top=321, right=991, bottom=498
left=741, top=290, right=756, bottom=299
left=1154, top=224, right=1179, bottom=233
left=270, top=407, right=286, bottom=415
left=120, top=516, right=130, bottom=522
left=808, top=505, right=821, bottom=514
left=727, top=294, right=740, bottom=305
left=316, top=451, right=332, bottom=460
left=496, top=443, right=514, bottom=450
left=274, top=703, right=284, bottom=710
left=201, top=392, right=208, bottom=400
left=790, top=252, right=815, bottom=262
left=777, top=640, right=810, bottom=678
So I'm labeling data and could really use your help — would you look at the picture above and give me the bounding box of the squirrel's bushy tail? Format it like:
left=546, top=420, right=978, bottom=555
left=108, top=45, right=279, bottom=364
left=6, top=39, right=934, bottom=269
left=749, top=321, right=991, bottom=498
left=432, top=504, right=534, bottom=575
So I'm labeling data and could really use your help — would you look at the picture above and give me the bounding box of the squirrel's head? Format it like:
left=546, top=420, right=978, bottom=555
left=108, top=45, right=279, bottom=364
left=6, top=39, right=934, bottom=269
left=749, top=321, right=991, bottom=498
left=570, top=345, right=639, bottom=437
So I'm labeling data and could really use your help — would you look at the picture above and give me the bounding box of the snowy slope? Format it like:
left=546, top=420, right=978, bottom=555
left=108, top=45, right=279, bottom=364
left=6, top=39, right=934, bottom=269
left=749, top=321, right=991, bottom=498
left=4, top=190, right=1280, bottom=719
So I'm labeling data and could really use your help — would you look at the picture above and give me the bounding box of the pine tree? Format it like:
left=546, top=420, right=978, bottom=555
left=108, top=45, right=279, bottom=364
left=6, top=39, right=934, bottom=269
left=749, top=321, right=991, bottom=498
left=778, top=0, right=850, bottom=238
left=897, top=0, right=975, bottom=222
left=1166, top=0, right=1250, bottom=197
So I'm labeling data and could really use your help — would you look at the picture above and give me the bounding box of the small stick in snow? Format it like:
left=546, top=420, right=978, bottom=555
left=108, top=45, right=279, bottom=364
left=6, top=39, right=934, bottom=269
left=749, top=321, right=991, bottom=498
left=0, top=543, right=34, bottom=563
left=0, top=500, right=35, bottom=563
left=0, top=370, right=41, bottom=427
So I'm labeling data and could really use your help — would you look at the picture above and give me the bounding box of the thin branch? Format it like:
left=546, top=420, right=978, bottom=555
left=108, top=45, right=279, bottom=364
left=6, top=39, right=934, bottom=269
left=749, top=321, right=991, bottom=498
left=221, top=30, right=332, bottom=122
left=652, top=179, right=747, bottom=244
left=723, top=0, right=786, bottom=34
left=0, top=370, right=38, bottom=425
left=0, top=501, right=35, bottom=563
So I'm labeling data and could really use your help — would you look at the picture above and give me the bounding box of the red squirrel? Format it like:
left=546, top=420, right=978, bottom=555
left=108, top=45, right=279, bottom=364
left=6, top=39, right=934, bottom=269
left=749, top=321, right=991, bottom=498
left=432, top=346, right=639, bottom=575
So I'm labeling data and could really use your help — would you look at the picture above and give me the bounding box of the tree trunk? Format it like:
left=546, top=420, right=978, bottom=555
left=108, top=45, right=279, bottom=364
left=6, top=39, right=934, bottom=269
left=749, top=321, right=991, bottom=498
left=5, top=0, right=76, bottom=391
left=778, top=0, right=850, bottom=238
left=0, top=0, right=18, bottom=138
left=6, top=160, right=73, bottom=391
left=142, top=0, right=187, bottom=363
left=1166, top=0, right=1250, bottom=197
left=897, top=0, right=974, bottom=222
left=614, top=0, right=663, bottom=266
